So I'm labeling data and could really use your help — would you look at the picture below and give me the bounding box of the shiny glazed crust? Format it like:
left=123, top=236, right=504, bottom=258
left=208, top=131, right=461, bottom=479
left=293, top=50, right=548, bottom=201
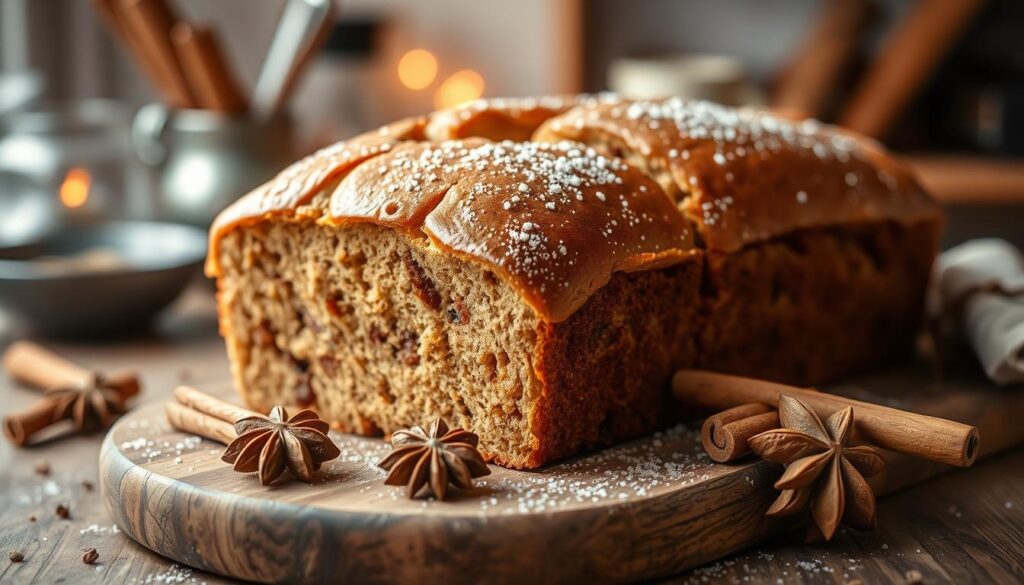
left=328, top=139, right=693, bottom=322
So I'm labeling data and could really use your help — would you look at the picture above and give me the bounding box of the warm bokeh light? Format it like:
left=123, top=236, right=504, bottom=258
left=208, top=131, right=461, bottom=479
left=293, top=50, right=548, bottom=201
left=434, top=69, right=485, bottom=110
left=397, top=49, right=438, bottom=90
left=59, top=167, right=90, bottom=209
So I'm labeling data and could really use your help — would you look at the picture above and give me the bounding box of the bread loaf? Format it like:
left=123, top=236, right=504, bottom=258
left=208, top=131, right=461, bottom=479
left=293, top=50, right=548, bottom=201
left=207, top=96, right=942, bottom=468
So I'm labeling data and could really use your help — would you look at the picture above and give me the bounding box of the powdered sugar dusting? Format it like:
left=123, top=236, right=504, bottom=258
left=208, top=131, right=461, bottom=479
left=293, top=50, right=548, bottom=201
left=135, top=564, right=204, bottom=584
left=118, top=411, right=721, bottom=516
left=209, top=118, right=419, bottom=251
left=470, top=424, right=714, bottom=513
left=336, top=138, right=691, bottom=320
left=614, top=97, right=862, bottom=168
left=337, top=423, right=717, bottom=514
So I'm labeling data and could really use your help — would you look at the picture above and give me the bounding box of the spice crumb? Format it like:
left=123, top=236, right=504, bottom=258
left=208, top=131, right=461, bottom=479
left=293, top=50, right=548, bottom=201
left=34, top=461, right=51, bottom=476
left=82, top=480, right=94, bottom=492
left=28, top=515, right=36, bottom=522
left=9, top=551, right=24, bottom=563
left=55, top=504, right=70, bottom=519
left=82, top=548, right=99, bottom=565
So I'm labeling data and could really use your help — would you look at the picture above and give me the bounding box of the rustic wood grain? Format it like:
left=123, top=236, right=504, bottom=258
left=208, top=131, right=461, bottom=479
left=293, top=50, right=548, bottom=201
left=99, top=364, right=1024, bottom=584
left=1, top=287, right=1023, bottom=584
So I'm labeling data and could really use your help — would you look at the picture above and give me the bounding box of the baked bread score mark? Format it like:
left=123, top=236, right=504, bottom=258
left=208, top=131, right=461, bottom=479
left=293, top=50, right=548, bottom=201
left=326, top=139, right=694, bottom=322
left=533, top=98, right=942, bottom=253
left=424, top=95, right=583, bottom=142
left=205, top=116, right=428, bottom=276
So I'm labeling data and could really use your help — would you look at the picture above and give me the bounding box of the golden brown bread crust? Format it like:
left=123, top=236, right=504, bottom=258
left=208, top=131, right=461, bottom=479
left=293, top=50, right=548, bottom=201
left=532, top=98, right=942, bottom=253
left=328, top=138, right=694, bottom=322
left=424, top=95, right=582, bottom=142
left=206, top=116, right=427, bottom=275
left=207, top=96, right=594, bottom=280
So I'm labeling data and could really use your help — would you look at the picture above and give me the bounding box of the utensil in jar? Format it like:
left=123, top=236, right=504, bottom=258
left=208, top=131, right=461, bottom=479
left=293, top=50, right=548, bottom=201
left=251, top=0, right=335, bottom=121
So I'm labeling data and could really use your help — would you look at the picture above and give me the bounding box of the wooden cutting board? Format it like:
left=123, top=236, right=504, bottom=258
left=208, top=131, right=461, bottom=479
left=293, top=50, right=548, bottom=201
left=99, top=365, right=1024, bottom=584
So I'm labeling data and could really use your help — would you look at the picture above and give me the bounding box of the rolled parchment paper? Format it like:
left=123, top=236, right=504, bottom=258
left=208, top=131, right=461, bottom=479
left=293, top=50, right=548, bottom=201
left=933, top=239, right=1024, bottom=385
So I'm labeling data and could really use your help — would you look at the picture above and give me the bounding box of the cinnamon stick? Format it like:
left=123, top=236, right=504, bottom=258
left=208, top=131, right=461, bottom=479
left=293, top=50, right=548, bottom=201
left=2, top=341, right=141, bottom=445
left=173, top=386, right=260, bottom=425
left=171, top=23, right=249, bottom=113
left=3, top=341, right=139, bottom=399
left=701, top=403, right=780, bottom=463
left=3, top=401, right=64, bottom=447
left=673, top=370, right=979, bottom=467
left=119, top=0, right=196, bottom=109
left=92, top=0, right=180, bottom=106
left=165, top=402, right=237, bottom=445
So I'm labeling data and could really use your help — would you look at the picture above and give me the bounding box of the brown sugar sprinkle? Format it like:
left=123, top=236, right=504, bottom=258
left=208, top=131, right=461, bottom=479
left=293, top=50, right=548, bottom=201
left=9, top=551, right=24, bottom=563
left=82, top=548, right=99, bottom=565
left=55, top=504, right=70, bottom=519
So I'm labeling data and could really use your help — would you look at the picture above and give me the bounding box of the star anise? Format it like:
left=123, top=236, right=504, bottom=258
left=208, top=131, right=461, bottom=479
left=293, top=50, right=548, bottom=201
left=221, top=406, right=341, bottom=485
left=378, top=418, right=491, bottom=500
left=748, top=394, right=886, bottom=540
left=45, top=373, right=127, bottom=432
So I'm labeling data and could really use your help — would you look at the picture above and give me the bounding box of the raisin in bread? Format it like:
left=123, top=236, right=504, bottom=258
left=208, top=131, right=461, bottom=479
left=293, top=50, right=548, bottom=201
left=207, top=96, right=941, bottom=468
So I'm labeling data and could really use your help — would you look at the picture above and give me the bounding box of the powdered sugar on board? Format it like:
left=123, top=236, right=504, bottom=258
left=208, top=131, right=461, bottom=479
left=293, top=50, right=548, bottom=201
left=107, top=405, right=737, bottom=518
left=469, top=425, right=715, bottom=514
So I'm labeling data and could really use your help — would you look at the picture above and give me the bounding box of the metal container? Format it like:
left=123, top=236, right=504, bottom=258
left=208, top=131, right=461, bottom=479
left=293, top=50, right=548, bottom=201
left=133, top=105, right=296, bottom=228
left=0, top=100, right=146, bottom=245
left=608, top=54, right=765, bottom=106
left=0, top=220, right=206, bottom=338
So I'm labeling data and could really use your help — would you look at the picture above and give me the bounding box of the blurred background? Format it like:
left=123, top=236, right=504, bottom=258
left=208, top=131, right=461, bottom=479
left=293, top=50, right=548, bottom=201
left=0, top=0, right=1022, bottom=337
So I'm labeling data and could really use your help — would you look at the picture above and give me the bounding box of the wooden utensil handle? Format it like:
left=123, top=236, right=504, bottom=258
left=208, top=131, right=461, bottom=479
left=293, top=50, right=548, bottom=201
left=120, top=0, right=196, bottom=109
left=93, top=0, right=177, bottom=105
left=172, top=23, right=249, bottom=113
left=839, top=0, right=986, bottom=137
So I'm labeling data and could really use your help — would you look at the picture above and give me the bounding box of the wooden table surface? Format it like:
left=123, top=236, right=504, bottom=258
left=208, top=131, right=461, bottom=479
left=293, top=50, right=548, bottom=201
left=0, top=285, right=1022, bottom=584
